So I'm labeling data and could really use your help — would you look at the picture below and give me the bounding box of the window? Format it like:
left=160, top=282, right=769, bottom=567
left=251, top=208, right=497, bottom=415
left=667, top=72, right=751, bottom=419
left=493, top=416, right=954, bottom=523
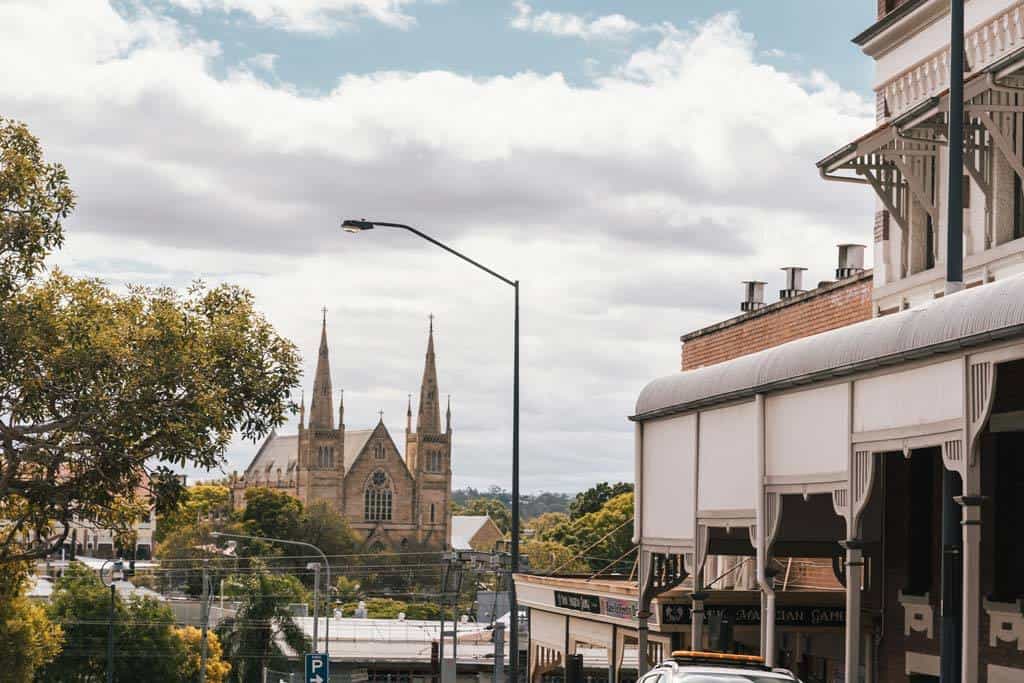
left=904, top=449, right=937, bottom=595
left=316, top=446, right=335, bottom=468
left=430, top=503, right=435, bottom=523
left=364, top=470, right=393, bottom=521
left=374, top=443, right=385, bottom=459
left=925, top=215, right=935, bottom=270
left=426, top=451, right=442, bottom=472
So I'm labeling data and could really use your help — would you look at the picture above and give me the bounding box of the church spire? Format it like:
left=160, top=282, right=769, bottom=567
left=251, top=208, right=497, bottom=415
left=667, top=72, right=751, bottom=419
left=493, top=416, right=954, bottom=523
left=338, top=389, right=345, bottom=429
left=416, top=315, right=441, bottom=435
left=308, top=308, right=334, bottom=430
left=446, top=394, right=452, bottom=433
left=406, top=394, right=413, bottom=435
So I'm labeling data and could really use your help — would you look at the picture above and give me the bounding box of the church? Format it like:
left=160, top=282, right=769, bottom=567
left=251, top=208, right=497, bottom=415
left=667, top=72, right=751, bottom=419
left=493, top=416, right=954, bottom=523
left=231, top=314, right=453, bottom=551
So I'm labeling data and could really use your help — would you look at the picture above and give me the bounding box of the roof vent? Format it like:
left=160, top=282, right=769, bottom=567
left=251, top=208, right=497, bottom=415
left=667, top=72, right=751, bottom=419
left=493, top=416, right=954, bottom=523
left=779, top=267, right=807, bottom=300
left=740, top=281, right=766, bottom=313
left=836, top=244, right=866, bottom=279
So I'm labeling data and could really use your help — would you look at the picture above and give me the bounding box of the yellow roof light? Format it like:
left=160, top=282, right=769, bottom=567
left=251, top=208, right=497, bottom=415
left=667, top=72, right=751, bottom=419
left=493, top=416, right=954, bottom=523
left=670, top=651, right=766, bottom=664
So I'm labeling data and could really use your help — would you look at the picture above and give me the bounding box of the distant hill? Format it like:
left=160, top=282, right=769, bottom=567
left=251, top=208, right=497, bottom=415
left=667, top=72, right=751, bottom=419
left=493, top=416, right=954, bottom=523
left=451, top=486, right=572, bottom=519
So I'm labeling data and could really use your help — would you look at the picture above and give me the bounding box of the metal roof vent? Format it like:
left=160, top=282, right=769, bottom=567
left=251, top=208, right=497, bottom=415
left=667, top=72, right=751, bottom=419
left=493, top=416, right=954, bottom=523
left=740, top=281, right=766, bottom=312
left=779, top=267, right=807, bottom=300
left=836, top=244, right=866, bottom=279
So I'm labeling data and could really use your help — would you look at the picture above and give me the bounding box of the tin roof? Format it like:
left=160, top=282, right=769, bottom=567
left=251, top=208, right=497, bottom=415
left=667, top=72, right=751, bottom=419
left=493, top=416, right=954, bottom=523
left=635, top=274, right=1024, bottom=420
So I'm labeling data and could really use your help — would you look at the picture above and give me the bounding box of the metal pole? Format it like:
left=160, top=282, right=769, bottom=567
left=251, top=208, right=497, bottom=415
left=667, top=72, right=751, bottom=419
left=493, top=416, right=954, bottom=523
left=107, top=583, right=115, bottom=683
left=494, top=620, right=506, bottom=683
left=200, top=561, right=209, bottom=683
left=947, top=0, right=965, bottom=294
left=510, top=280, right=520, bottom=683
left=312, top=562, right=321, bottom=653
left=942, top=1, right=965, bottom=681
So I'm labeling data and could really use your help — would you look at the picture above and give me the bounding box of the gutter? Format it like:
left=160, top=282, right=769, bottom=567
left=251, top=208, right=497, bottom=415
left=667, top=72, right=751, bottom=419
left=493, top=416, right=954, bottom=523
left=630, top=321, right=1024, bottom=422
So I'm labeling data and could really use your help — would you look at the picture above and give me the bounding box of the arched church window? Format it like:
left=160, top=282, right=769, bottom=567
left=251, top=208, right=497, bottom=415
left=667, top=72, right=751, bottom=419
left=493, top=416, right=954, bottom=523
left=374, top=443, right=385, bottom=459
left=426, top=452, right=442, bottom=472
left=364, top=470, right=393, bottom=521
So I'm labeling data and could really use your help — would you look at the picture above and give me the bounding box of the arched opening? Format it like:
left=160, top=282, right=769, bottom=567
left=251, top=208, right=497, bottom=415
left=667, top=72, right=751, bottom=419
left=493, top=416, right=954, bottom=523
left=364, top=469, right=393, bottom=521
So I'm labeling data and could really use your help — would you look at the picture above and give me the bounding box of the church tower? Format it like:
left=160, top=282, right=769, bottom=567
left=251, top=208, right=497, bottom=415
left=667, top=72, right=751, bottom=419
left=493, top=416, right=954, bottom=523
left=407, top=317, right=452, bottom=548
left=297, top=309, right=345, bottom=508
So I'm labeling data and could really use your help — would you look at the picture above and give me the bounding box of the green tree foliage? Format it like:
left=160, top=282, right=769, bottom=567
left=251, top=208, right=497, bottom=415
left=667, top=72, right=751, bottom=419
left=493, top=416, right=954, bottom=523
left=0, top=119, right=301, bottom=564
left=241, top=487, right=304, bottom=542
left=42, top=562, right=186, bottom=682
left=451, top=497, right=511, bottom=534
left=568, top=482, right=634, bottom=520
left=521, top=539, right=589, bottom=574
left=451, top=487, right=571, bottom=519
left=334, top=576, right=363, bottom=603
left=217, top=570, right=311, bottom=683
left=298, top=500, right=357, bottom=558
left=0, top=563, right=63, bottom=681
left=339, top=598, right=443, bottom=620
left=527, top=511, right=570, bottom=539
left=546, top=493, right=635, bottom=573
left=155, top=483, right=232, bottom=545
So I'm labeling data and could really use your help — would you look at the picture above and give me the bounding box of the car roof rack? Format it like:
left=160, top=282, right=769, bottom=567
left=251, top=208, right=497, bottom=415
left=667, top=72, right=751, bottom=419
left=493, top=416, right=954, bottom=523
left=667, top=651, right=770, bottom=671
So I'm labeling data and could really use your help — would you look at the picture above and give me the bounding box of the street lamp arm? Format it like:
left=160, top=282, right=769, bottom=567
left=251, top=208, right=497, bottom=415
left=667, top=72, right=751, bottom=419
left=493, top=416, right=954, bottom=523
left=352, top=220, right=517, bottom=288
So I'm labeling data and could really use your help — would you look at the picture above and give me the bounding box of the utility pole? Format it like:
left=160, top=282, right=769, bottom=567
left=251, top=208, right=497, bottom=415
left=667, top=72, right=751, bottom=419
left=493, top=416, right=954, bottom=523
left=493, top=620, right=506, bottom=683
left=309, top=562, right=322, bottom=653
left=106, top=582, right=115, bottom=683
left=200, top=560, right=210, bottom=683
left=942, top=1, right=965, bottom=682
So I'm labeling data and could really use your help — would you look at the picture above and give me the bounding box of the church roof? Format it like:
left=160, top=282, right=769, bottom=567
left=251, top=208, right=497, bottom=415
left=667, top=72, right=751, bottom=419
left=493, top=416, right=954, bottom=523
left=343, top=429, right=375, bottom=468
left=242, top=427, right=387, bottom=481
left=451, top=515, right=497, bottom=551
left=245, top=431, right=298, bottom=478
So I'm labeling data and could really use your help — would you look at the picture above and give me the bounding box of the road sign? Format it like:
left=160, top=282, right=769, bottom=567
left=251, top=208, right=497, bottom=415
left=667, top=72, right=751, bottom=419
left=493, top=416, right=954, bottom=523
left=305, top=653, right=329, bottom=683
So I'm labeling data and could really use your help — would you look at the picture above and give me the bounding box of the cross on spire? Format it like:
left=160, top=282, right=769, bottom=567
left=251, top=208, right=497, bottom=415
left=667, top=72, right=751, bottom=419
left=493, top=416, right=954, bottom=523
left=429, top=313, right=434, bottom=332
left=378, top=409, right=385, bottom=421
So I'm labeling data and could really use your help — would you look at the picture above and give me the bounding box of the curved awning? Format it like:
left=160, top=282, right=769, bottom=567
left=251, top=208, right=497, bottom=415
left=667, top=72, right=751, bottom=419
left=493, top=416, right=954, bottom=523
left=634, top=274, right=1024, bottom=420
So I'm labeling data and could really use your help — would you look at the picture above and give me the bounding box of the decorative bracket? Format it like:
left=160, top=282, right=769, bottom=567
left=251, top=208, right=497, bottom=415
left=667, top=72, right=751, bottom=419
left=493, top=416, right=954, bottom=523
left=898, top=590, right=935, bottom=640
left=833, top=450, right=876, bottom=535
left=984, top=599, right=1024, bottom=651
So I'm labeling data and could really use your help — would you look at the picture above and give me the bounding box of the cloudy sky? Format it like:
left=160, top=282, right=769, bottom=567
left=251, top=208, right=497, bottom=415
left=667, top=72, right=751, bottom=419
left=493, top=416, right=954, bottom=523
left=0, top=0, right=877, bottom=493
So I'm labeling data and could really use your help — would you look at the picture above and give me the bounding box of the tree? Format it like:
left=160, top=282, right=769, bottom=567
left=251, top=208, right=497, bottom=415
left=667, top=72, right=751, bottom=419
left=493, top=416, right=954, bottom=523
left=0, top=563, right=63, bottom=680
left=155, top=483, right=232, bottom=545
left=549, top=493, right=634, bottom=573
left=241, top=487, right=304, bottom=542
left=0, top=119, right=301, bottom=564
left=521, top=539, right=589, bottom=574
left=298, top=500, right=356, bottom=558
left=217, top=570, right=311, bottom=683
left=527, top=511, right=570, bottom=540
left=452, top=497, right=511, bottom=534
left=42, top=562, right=187, bottom=681
left=175, top=626, right=232, bottom=683
left=568, top=482, right=634, bottom=520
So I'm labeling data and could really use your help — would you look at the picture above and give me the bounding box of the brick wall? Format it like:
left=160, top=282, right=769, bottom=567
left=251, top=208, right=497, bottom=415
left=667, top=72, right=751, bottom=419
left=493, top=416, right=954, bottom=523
left=680, top=273, right=873, bottom=371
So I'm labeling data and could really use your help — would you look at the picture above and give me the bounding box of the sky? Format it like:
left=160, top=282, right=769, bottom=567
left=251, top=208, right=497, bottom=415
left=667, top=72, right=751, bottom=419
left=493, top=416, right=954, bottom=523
left=0, top=0, right=878, bottom=494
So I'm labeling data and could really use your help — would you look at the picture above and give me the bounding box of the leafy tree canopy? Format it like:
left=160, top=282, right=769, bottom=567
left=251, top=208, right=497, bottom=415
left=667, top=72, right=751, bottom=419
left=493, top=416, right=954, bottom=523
left=568, top=482, right=634, bottom=520
left=522, top=539, right=589, bottom=575
left=452, top=497, right=511, bottom=534
left=241, top=487, right=304, bottom=543
left=175, top=625, right=232, bottom=683
left=155, top=483, right=232, bottom=544
left=546, top=492, right=634, bottom=574
left=0, top=118, right=301, bottom=563
left=0, top=562, right=63, bottom=680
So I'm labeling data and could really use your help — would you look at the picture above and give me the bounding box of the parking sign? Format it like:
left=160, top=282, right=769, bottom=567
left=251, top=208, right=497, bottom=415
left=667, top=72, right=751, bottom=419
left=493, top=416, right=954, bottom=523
left=305, top=653, right=329, bottom=683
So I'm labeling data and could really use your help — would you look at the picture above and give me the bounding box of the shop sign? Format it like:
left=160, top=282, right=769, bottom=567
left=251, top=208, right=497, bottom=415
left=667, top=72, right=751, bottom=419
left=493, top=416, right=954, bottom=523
left=554, top=591, right=601, bottom=613
left=554, top=591, right=638, bottom=619
left=661, top=604, right=845, bottom=627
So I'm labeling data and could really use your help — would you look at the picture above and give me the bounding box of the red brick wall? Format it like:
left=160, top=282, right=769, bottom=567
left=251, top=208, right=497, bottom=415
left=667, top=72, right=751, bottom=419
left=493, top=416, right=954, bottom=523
left=681, top=275, right=873, bottom=371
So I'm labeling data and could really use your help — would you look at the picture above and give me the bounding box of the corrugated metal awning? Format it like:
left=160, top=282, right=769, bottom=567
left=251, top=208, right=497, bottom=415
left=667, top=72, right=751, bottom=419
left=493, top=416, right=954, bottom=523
left=633, top=274, right=1024, bottom=421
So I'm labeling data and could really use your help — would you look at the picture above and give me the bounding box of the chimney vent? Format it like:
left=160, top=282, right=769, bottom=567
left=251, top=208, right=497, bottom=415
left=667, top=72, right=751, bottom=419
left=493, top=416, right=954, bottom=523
left=740, top=281, right=766, bottom=313
left=779, top=267, right=807, bottom=300
left=836, top=244, right=866, bottom=279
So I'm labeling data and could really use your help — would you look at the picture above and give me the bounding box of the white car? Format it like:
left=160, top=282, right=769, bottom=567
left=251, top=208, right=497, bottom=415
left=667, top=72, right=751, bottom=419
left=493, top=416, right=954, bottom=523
left=643, top=651, right=800, bottom=683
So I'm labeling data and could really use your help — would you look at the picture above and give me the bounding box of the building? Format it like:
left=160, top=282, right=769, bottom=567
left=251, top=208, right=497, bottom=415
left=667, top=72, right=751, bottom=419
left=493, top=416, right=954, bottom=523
left=231, top=315, right=453, bottom=551
left=629, top=4, right=1024, bottom=683
left=451, top=515, right=505, bottom=553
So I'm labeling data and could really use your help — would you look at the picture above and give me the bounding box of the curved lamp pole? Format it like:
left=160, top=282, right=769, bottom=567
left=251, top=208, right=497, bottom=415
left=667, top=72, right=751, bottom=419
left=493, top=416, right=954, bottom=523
left=210, top=531, right=332, bottom=655
left=341, top=218, right=521, bottom=682
left=100, top=558, right=124, bottom=683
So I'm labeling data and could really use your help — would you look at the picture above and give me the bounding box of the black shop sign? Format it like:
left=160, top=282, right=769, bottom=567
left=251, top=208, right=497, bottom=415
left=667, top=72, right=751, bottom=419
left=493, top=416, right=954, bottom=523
left=661, top=604, right=845, bottom=627
left=554, top=591, right=601, bottom=614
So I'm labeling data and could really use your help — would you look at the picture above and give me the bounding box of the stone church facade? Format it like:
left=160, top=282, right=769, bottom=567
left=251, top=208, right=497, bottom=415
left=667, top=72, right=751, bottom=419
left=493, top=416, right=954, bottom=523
left=230, top=315, right=452, bottom=551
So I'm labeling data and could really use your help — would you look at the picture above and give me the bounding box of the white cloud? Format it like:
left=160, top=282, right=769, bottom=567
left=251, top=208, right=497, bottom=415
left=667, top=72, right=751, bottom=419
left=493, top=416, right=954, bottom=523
left=0, top=1, right=874, bottom=491
left=510, top=1, right=644, bottom=40
left=168, top=0, right=423, bottom=32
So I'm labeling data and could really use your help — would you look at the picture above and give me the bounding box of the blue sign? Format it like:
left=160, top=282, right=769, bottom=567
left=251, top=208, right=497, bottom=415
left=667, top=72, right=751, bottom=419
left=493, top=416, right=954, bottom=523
left=305, top=653, right=329, bottom=683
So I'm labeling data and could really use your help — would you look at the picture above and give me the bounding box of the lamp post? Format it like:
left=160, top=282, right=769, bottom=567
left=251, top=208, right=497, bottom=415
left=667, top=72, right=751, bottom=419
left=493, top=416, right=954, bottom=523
left=341, top=218, right=521, bottom=681
left=100, top=558, right=124, bottom=683
left=210, top=532, right=332, bottom=655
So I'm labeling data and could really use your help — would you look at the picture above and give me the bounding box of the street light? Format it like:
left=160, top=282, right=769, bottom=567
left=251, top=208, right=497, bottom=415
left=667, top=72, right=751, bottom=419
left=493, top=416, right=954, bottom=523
left=100, top=558, right=124, bottom=683
left=210, top=531, right=332, bottom=655
left=341, top=218, right=522, bottom=682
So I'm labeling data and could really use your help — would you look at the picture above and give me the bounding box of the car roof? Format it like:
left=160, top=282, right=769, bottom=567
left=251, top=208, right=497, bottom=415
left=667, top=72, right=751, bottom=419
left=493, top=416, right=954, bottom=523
left=655, top=663, right=795, bottom=679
